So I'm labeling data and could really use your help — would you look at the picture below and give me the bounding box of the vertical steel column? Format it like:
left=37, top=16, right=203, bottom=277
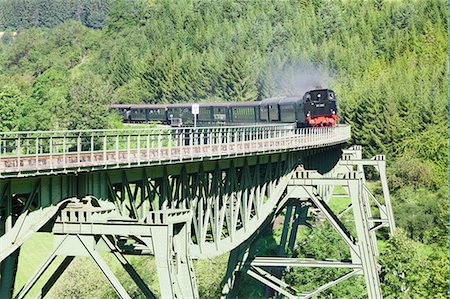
left=0, top=182, right=16, bottom=299
left=348, top=179, right=382, bottom=299
left=377, top=158, right=396, bottom=235
left=278, top=204, right=294, bottom=257
left=354, top=149, right=379, bottom=257
left=172, top=222, right=199, bottom=299
left=0, top=249, right=19, bottom=299
left=143, top=227, right=177, bottom=299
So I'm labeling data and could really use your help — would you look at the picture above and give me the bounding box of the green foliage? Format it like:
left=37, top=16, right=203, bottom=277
left=105, top=0, right=150, bottom=33
left=379, top=229, right=431, bottom=298
left=425, top=247, right=449, bottom=298
left=194, top=255, right=229, bottom=298
left=0, top=1, right=447, bottom=297
left=0, top=0, right=112, bottom=30
left=392, top=186, right=447, bottom=245
left=66, top=73, right=114, bottom=130
left=49, top=257, right=118, bottom=299
left=17, top=68, right=70, bottom=131
left=399, top=124, right=448, bottom=175
left=388, top=156, right=444, bottom=191
left=217, top=52, right=258, bottom=102
left=380, top=229, right=448, bottom=298
left=49, top=254, right=161, bottom=298
left=0, top=85, right=23, bottom=131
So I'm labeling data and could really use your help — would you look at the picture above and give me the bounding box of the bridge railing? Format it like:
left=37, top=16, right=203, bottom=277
left=0, top=124, right=350, bottom=176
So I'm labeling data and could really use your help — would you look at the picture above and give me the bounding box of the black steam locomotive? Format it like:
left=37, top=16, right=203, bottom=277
left=110, top=89, right=337, bottom=127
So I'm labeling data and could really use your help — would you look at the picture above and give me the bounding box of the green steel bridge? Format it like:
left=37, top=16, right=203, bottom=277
left=0, top=124, right=395, bottom=299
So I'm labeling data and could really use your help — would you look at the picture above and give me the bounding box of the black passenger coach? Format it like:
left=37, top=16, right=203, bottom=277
left=110, top=88, right=338, bottom=128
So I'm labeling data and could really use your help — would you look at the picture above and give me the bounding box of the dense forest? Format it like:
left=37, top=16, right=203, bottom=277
left=0, top=0, right=111, bottom=29
left=0, top=0, right=447, bottom=298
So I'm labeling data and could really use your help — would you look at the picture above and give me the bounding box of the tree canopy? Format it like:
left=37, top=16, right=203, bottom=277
left=0, top=0, right=447, bottom=297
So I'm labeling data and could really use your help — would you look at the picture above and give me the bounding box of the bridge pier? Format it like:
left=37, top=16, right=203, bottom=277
left=223, top=147, right=395, bottom=299
left=10, top=197, right=199, bottom=299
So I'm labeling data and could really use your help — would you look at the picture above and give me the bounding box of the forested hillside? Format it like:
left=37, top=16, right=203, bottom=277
left=0, top=0, right=447, bottom=298
left=0, top=0, right=112, bottom=29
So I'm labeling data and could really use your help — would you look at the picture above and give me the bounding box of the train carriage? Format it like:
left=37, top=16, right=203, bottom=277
left=167, top=104, right=192, bottom=126
left=197, top=105, right=213, bottom=124
left=212, top=104, right=229, bottom=123
left=260, top=98, right=282, bottom=122
left=145, top=106, right=167, bottom=123
left=279, top=97, right=302, bottom=124
left=230, top=102, right=259, bottom=124
left=110, top=88, right=338, bottom=128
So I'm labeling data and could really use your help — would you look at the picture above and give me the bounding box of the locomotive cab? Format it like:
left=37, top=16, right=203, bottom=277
left=303, top=89, right=337, bottom=127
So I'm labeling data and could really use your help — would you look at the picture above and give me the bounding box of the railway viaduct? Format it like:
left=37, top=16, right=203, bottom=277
left=0, top=124, right=395, bottom=298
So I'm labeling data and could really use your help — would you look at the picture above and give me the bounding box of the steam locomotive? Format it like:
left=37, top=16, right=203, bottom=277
left=110, top=88, right=337, bottom=127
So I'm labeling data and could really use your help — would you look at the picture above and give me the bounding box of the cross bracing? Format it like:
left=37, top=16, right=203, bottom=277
left=221, top=147, right=395, bottom=299
left=0, top=125, right=395, bottom=299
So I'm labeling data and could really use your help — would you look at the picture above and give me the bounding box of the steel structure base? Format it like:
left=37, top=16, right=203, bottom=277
left=12, top=197, right=198, bottom=299
left=222, top=146, right=395, bottom=299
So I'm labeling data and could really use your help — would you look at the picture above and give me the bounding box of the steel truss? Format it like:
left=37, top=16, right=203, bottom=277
left=222, top=146, right=395, bottom=299
left=14, top=197, right=198, bottom=299
left=102, top=153, right=296, bottom=258
left=0, top=152, right=299, bottom=297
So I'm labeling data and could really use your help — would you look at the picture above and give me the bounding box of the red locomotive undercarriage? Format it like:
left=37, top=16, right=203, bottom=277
left=305, top=114, right=338, bottom=127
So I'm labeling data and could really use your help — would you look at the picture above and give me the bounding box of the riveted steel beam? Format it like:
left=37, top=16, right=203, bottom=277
left=251, top=257, right=362, bottom=269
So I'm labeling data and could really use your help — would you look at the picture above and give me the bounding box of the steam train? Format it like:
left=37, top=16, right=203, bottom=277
left=110, top=88, right=337, bottom=127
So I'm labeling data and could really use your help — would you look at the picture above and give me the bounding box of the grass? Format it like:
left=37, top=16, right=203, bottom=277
left=15, top=233, right=62, bottom=298
left=328, top=195, right=352, bottom=214
left=15, top=233, right=161, bottom=298
left=119, top=122, right=160, bottom=129
left=14, top=232, right=227, bottom=298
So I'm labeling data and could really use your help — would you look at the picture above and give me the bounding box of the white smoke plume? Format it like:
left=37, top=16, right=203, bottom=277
left=263, top=61, right=333, bottom=97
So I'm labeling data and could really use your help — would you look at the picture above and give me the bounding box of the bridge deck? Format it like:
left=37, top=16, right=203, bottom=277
left=0, top=124, right=350, bottom=178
